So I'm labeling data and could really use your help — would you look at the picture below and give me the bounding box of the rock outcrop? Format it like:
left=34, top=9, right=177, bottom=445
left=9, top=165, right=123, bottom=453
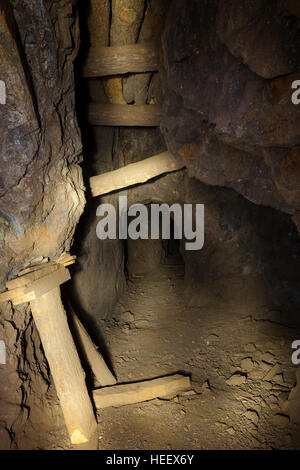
left=161, top=0, right=300, bottom=226
left=0, top=0, right=84, bottom=449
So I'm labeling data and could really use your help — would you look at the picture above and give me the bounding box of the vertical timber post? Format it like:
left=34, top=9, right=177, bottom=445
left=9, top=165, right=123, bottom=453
left=30, top=287, right=97, bottom=446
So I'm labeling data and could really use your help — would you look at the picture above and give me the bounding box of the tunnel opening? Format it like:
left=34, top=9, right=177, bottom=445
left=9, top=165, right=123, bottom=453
left=125, top=205, right=185, bottom=281
left=161, top=217, right=184, bottom=267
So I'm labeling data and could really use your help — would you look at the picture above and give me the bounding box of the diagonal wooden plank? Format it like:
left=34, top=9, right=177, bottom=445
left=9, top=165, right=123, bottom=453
left=90, top=151, right=185, bottom=197
left=92, top=374, right=191, bottom=409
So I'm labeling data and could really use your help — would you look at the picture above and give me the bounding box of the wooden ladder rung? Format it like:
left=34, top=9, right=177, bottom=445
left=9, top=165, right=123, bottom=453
left=88, top=103, right=162, bottom=127
left=83, top=42, right=159, bottom=78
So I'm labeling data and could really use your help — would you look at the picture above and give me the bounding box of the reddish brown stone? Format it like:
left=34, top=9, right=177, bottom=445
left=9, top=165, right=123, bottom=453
left=161, top=0, right=300, bottom=220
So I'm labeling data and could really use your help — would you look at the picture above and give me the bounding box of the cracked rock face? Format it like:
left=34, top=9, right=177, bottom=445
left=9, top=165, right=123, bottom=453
left=0, top=0, right=84, bottom=449
left=161, top=0, right=300, bottom=226
left=0, top=0, right=85, bottom=260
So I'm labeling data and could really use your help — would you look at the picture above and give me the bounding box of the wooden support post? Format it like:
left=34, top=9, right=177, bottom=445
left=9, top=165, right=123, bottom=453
left=0, top=257, right=97, bottom=446
left=30, top=288, right=97, bottom=445
left=69, top=305, right=117, bottom=387
left=88, top=103, right=162, bottom=127
left=83, top=42, right=159, bottom=78
left=90, top=151, right=185, bottom=197
left=92, top=374, right=191, bottom=409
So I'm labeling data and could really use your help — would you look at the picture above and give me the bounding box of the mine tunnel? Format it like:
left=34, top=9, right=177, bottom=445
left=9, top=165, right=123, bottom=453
left=0, top=0, right=300, bottom=451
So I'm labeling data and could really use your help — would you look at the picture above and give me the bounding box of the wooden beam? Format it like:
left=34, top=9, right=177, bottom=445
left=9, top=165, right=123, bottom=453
left=0, top=259, right=97, bottom=447
left=90, top=151, right=185, bottom=197
left=1, top=265, right=70, bottom=305
left=0, top=287, right=35, bottom=306
left=31, top=287, right=97, bottom=445
left=18, top=262, right=55, bottom=277
left=88, top=103, right=162, bottom=127
left=69, top=306, right=117, bottom=387
left=83, top=42, right=159, bottom=78
left=92, top=374, right=191, bottom=409
left=24, top=266, right=71, bottom=298
left=6, top=263, right=60, bottom=290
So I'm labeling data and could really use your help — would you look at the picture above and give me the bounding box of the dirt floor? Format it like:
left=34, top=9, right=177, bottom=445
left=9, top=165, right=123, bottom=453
left=40, top=262, right=300, bottom=451
left=91, top=264, right=300, bottom=450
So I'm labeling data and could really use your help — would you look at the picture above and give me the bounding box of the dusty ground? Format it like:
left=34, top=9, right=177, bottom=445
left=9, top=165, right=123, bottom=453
left=40, top=263, right=300, bottom=451
left=92, top=264, right=300, bottom=450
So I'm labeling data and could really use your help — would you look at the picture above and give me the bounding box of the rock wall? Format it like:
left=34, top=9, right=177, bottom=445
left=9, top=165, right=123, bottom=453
left=182, top=177, right=300, bottom=320
left=0, top=0, right=84, bottom=449
left=161, top=0, right=300, bottom=231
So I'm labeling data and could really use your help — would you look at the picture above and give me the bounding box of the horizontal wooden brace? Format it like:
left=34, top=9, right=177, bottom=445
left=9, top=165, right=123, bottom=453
left=88, top=103, right=162, bottom=127
left=6, top=263, right=60, bottom=290
left=83, top=42, right=159, bottom=78
left=92, top=374, right=191, bottom=409
left=0, top=265, right=71, bottom=305
left=24, top=266, right=71, bottom=299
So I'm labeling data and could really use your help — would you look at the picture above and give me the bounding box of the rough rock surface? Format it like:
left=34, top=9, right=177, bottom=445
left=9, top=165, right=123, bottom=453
left=0, top=0, right=84, bottom=449
left=182, top=178, right=300, bottom=316
left=161, top=0, right=300, bottom=223
left=69, top=126, right=126, bottom=323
